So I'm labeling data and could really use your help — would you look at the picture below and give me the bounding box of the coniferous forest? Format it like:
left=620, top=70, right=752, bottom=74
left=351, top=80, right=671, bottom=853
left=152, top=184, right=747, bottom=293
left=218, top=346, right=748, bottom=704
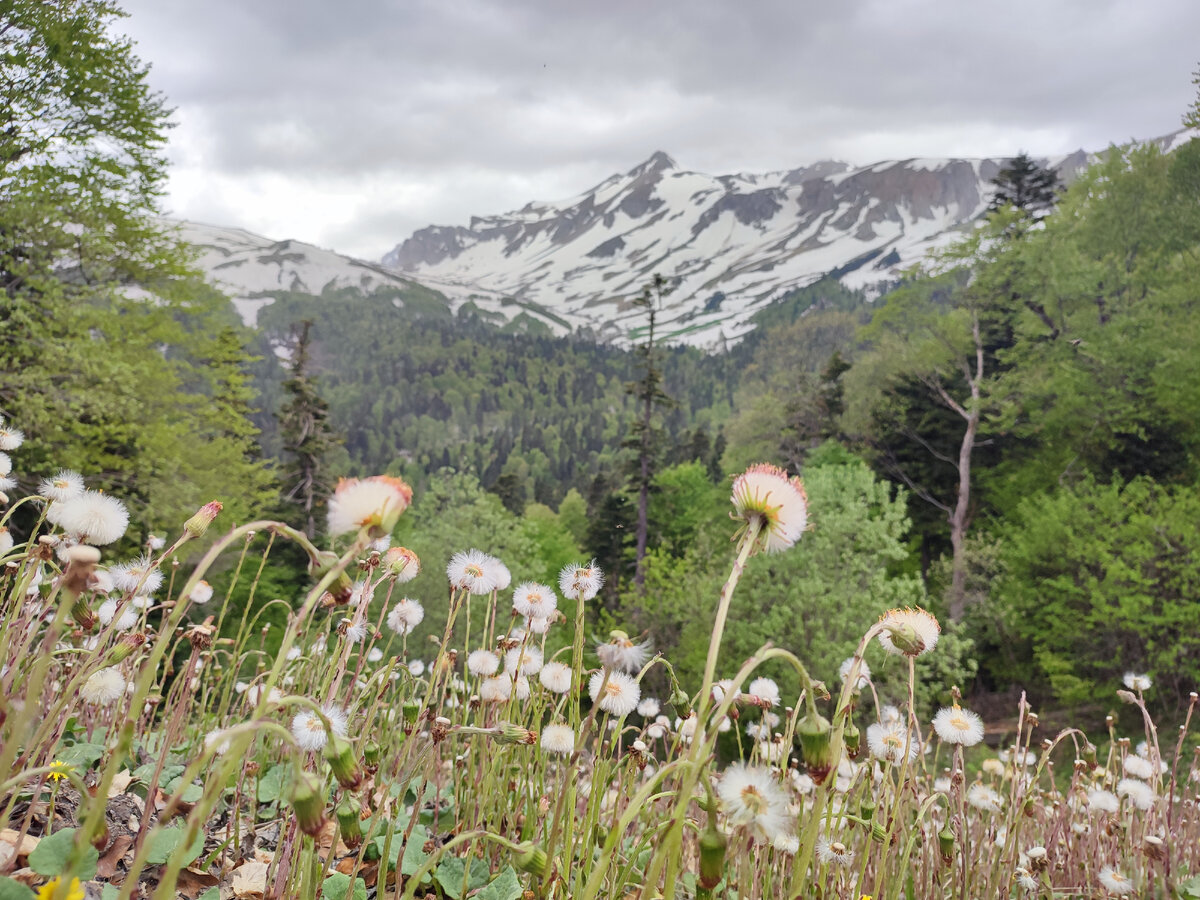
left=5, top=2, right=1200, bottom=898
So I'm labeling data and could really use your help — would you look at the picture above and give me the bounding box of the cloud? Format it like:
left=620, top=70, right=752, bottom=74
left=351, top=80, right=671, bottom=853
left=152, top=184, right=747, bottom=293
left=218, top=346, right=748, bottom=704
left=120, top=0, right=1200, bottom=256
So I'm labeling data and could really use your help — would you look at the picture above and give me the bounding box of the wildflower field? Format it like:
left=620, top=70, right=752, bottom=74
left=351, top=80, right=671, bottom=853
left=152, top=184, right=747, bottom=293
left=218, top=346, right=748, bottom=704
left=2, top=438, right=1196, bottom=900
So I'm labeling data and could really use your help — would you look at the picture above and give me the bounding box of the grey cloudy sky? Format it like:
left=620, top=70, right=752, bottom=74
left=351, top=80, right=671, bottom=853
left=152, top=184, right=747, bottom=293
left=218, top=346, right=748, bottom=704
left=119, top=0, right=1200, bottom=260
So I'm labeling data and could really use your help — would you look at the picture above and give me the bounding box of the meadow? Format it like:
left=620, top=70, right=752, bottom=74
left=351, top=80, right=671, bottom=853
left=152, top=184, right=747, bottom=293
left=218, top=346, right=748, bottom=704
left=1, top=449, right=1193, bottom=900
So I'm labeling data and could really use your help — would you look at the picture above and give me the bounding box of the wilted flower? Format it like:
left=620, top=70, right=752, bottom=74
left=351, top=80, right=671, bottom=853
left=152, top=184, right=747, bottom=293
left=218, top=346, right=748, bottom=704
left=596, top=632, right=651, bottom=674
left=327, top=475, right=412, bottom=536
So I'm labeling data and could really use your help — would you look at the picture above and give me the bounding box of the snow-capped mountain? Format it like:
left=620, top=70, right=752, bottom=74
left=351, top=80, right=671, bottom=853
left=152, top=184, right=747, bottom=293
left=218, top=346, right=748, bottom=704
left=384, top=148, right=1096, bottom=347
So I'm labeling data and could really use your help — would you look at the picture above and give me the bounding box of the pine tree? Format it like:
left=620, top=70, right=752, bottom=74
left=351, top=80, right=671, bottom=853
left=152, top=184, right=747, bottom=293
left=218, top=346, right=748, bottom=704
left=277, top=321, right=341, bottom=538
left=624, top=274, right=674, bottom=592
left=989, top=152, right=1061, bottom=217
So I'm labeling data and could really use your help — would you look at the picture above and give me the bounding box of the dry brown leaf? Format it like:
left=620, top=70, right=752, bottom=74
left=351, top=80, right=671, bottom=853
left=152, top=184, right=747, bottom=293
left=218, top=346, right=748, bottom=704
left=107, top=769, right=135, bottom=798
left=96, top=833, right=134, bottom=879
left=176, top=867, right=219, bottom=899
left=230, top=860, right=270, bottom=899
left=7, top=867, right=38, bottom=886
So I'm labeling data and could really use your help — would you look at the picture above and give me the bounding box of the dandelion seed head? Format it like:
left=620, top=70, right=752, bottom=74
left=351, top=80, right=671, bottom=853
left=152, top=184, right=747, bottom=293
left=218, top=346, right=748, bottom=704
left=1098, top=866, right=1136, bottom=896
left=541, top=723, right=575, bottom=756
left=386, top=598, right=425, bottom=635
left=867, top=721, right=919, bottom=764
left=447, top=549, right=500, bottom=594
left=513, top=582, right=557, bottom=618
left=596, top=632, right=651, bottom=674
left=747, top=677, right=780, bottom=707
left=877, top=607, right=940, bottom=658
left=467, top=649, right=500, bottom=677
left=559, top=561, right=603, bottom=601
left=718, top=762, right=791, bottom=842
left=932, top=706, right=985, bottom=747
left=81, top=667, right=126, bottom=705
left=1123, top=672, right=1152, bottom=692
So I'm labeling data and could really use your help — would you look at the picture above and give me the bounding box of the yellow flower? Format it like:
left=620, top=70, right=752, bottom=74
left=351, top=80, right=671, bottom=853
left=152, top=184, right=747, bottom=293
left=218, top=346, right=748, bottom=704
left=37, top=877, right=85, bottom=900
left=47, top=761, right=71, bottom=783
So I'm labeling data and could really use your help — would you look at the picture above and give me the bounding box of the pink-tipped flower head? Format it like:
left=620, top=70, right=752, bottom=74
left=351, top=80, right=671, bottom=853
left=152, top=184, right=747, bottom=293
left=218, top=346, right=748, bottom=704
left=730, top=464, right=808, bottom=553
left=184, top=500, right=223, bottom=537
left=327, top=476, right=412, bottom=537
left=384, top=546, right=421, bottom=582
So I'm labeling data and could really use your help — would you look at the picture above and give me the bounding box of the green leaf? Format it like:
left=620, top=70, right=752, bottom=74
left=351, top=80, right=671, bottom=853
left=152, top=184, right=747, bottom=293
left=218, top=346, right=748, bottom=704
left=1179, top=874, right=1200, bottom=898
left=475, top=867, right=523, bottom=900
left=163, top=773, right=203, bottom=803
left=399, top=825, right=432, bottom=877
left=320, top=872, right=367, bottom=900
left=434, top=855, right=490, bottom=899
left=197, top=889, right=220, bottom=900
left=54, top=741, right=105, bottom=769
left=144, top=826, right=204, bottom=865
left=0, top=876, right=35, bottom=900
left=256, top=764, right=287, bottom=803
left=27, top=828, right=99, bottom=880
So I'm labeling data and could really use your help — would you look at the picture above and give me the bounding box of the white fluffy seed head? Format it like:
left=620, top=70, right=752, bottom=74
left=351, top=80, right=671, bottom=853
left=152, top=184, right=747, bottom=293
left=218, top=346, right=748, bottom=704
left=540, top=723, right=575, bottom=755
left=81, top=667, right=127, bottom=705
left=387, top=598, right=424, bottom=635
left=588, top=670, right=640, bottom=717
left=467, top=649, right=500, bottom=677
left=538, top=661, right=573, bottom=694
left=48, top=491, right=129, bottom=545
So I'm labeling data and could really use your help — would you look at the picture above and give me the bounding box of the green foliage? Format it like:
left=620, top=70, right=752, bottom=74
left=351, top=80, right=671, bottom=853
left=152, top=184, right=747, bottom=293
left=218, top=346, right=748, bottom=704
left=0, top=0, right=273, bottom=535
left=995, top=477, right=1200, bottom=712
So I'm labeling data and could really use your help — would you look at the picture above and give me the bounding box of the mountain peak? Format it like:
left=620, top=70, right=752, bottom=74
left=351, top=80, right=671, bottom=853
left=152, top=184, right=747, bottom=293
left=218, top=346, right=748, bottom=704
left=628, top=150, right=677, bottom=176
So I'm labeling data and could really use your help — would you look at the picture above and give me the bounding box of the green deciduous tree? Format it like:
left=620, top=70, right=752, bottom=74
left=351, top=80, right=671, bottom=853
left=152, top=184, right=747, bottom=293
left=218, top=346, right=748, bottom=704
left=0, top=0, right=272, bottom=532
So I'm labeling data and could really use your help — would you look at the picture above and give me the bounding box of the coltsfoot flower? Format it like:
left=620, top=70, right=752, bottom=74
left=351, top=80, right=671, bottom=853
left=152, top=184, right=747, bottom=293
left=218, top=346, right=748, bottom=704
left=717, top=762, right=791, bottom=842
left=38, top=470, right=84, bottom=503
left=81, top=667, right=127, bottom=705
left=596, top=631, right=651, bottom=674
left=447, top=549, right=500, bottom=594
left=467, top=649, right=500, bottom=678
left=538, top=661, right=573, bottom=694
left=877, top=607, right=941, bottom=657
left=867, top=720, right=920, bottom=764
left=383, top=546, right=420, bottom=582
left=513, top=582, right=557, bottom=618
left=1098, top=866, right=1136, bottom=896
left=559, top=561, right=603, bottom=601
left=1123, top=672, right=1152, bottom=691
left=730, top=463, right=808, bottom=552
left=386, top=598, right=424, bottom=635
left=932, top=705, right=985, bottom=747
left=327, top=475, right=412, bottom=536
left=589, top=670, right=640, bottom=717
left=48, top=490, right=129, bottom=545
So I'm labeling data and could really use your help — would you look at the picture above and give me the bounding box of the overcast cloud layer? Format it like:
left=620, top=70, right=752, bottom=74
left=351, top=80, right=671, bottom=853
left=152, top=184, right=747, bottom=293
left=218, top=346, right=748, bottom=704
left=119, top=0, right=1200, bottom=260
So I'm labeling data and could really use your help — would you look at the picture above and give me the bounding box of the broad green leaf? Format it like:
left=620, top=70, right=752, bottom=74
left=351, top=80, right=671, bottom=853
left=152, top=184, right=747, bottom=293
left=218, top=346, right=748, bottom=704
left=320, top=872, right=367, bottom=900
left=28, top=828, right=98, bottom=880
left=256, top=764, right=287, bottom=803
left=434, top=855, right=489, bottom=899
left=144, top=826, right=204, bottom=865
left=0, top=876, right=35, bottom=900
left=475, top=867, right=523, bottom=900
left=54, top=742, right=105, bottom=769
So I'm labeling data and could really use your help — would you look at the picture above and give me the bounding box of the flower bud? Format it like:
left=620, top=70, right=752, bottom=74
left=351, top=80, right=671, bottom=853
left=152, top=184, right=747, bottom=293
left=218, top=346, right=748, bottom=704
left=843, top=718, right=861, bottom=760
left=71, top=597, right=97, bottom=630
left=796, top=707, right=834, bottom=784
left=63, top=545, right=101, bottom=597
left=104, top=632, right=147, bottom=665
left=698, top=816, right=727, bottom=890
left=184, top=501, right=223, bottom=537
left=335, top=797, right=364, bottom=847
left=363, top=741, right=381, bottom=767
left=938, top=824, right=955, bottom=862
left=323, top=734, right=363, bottom=790
left=289, top=770, right=327, bottom=837
left=514, top=841, right=548, bottom=877
left=495, top=722, right=537, bottom=745
left=669, top=688, right=690, bottom=711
